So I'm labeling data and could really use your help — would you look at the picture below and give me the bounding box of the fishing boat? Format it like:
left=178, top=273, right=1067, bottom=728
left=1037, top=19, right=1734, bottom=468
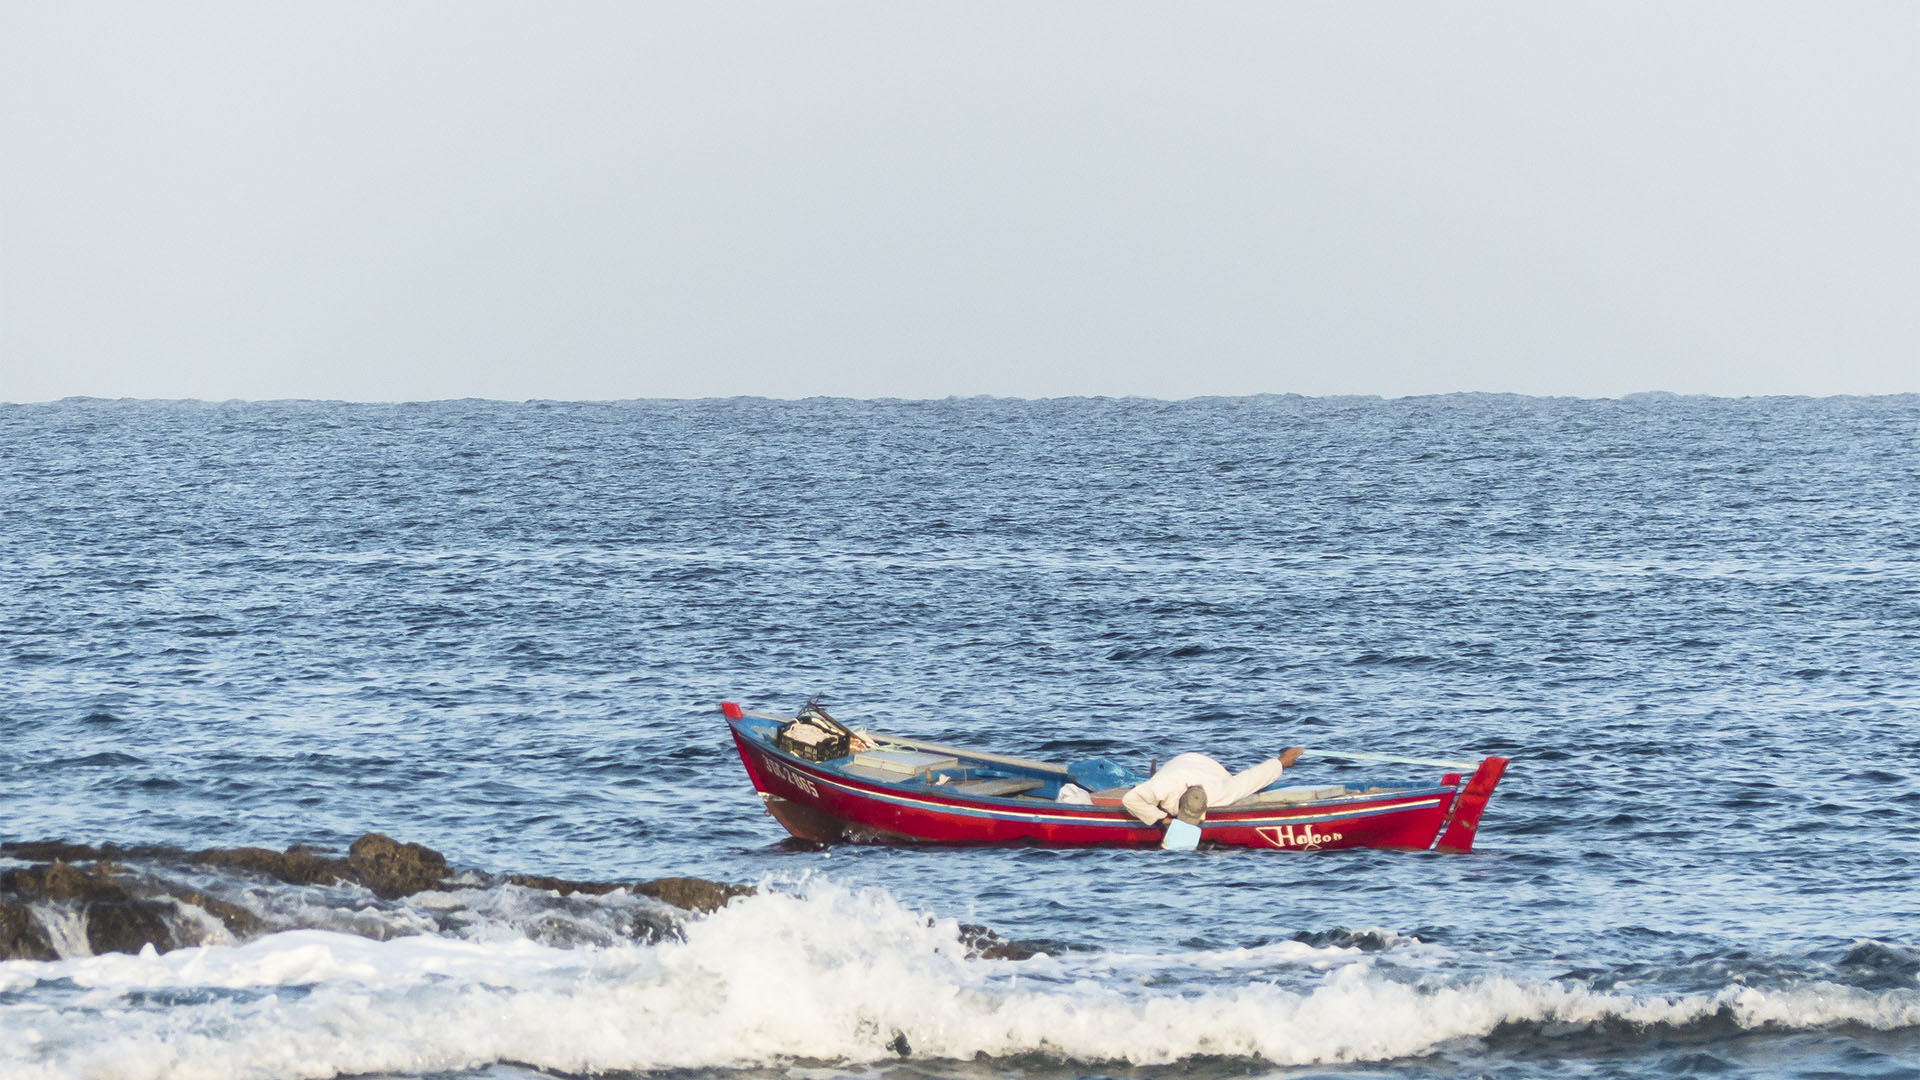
left=722, top=702, right=1509, bottom=852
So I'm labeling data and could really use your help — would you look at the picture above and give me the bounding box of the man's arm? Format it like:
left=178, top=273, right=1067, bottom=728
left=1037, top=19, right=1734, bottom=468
left=1213, top=747, right=1306, bottom=807
left=1121, top=781, right=1170, bottom=826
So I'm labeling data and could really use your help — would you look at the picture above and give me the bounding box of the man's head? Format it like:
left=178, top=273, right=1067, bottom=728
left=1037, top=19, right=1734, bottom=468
left=1176, top=785, right=1208, bottom=825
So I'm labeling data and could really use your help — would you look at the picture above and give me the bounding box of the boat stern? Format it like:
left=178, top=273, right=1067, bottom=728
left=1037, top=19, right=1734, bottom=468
left=1433, top=756, right=1509, bottom=853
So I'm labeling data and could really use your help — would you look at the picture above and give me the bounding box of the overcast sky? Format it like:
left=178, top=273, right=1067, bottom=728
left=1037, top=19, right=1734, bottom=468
left=2, top=2, right=1914, bottom=402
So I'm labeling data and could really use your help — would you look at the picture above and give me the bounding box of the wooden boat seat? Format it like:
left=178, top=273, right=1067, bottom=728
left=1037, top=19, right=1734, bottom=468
left=952, top=777, right=1045, bottom=797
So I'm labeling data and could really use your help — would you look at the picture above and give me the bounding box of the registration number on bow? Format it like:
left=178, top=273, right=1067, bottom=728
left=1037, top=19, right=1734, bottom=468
left=766, top=759, right=819, bottom=797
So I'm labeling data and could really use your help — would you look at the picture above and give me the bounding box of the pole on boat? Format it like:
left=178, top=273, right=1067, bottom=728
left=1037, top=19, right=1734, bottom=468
left=1299, top=748, right=1481, bottom=770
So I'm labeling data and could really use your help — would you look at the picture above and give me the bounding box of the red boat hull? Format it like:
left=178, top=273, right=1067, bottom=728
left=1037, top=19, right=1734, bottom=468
left=729, top=718, right=1507, bottom=852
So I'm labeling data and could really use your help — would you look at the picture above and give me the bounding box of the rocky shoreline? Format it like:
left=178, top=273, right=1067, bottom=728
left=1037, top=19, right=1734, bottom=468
left=2, top=833, right=756, bottom=961
left=0, top=834, right=1045, bottom=962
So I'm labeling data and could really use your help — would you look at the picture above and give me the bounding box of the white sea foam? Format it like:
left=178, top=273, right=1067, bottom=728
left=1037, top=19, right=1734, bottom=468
left=31, top=905, right=93, bottom=960
left=2, top=882, right=1916, bottom=1080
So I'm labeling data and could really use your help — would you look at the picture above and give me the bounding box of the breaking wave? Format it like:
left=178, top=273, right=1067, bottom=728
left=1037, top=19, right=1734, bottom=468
left=4, top=881, right=1917, bottom=1079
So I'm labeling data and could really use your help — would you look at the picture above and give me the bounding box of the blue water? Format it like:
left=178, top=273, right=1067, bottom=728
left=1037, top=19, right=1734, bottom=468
left=3, top=395, right=1919, bottom=1079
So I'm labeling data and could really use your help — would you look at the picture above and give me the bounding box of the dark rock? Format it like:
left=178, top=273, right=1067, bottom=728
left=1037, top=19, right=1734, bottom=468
left=0, top=901, right=56, bottom=961
left=1, top=861, right=130, bottom=903
left=507, top=874, right=626, bottom=897
left=98, top=843, right=189, bottom=861
left=3, top=835, right=761, bottom=955
left=508, top=874, right=758, bottom=911
left=633, top=877, right=754, bottom=914
left=1290, top=927, right=1396, bottom=952
left=85, top=900, right=180, bottom=955
left=952, top=914, right=1044, bottom=957
left=888, top=1031, right=911, bottom=1057
left=178, top=891, right=265, bottom=938
left=625, top=909, right=686, bottom=945
left=190, top=846, right=347, bottom=887
left=0, top=841, right=103, bottom=862
left=345, top=833, right=448, bottom=900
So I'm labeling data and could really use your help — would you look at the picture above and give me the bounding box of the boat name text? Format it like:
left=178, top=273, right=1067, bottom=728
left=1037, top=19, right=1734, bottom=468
left=1258, top=824, right=1343, bottom=850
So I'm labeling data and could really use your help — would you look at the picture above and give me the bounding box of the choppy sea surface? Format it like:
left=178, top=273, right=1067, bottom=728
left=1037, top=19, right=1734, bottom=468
left=3, top=394, right=1919, bottom=1080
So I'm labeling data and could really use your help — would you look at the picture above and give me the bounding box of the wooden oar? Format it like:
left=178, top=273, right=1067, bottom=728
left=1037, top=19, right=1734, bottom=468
left=1301, top=748, right=1480, bottom=770
left=857, top=731, right=1073, bottom=778
left=741, top=707, right=1477, bottom=775
left=741, top=710, right=1074, bottom=777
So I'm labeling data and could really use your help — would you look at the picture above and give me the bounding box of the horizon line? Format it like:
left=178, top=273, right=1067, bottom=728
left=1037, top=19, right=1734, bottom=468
left=8, top=389, right=1919, bottom=407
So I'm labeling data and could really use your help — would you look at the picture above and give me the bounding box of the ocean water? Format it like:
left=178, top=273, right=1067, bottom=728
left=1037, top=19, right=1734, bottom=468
left=2, top=394, right=1918, bottom=1080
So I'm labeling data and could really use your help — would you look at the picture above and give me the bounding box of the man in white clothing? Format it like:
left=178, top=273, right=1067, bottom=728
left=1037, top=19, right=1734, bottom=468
left=1121, top=747, right=1305, bottom=827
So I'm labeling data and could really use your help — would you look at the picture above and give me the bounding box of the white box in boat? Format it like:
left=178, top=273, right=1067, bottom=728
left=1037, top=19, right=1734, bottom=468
left=851, top=750, right=960, bottom=778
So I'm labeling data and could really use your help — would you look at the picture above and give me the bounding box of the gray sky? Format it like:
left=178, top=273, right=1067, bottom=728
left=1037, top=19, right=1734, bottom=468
left=3, top=2, right=1915, bottom=402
